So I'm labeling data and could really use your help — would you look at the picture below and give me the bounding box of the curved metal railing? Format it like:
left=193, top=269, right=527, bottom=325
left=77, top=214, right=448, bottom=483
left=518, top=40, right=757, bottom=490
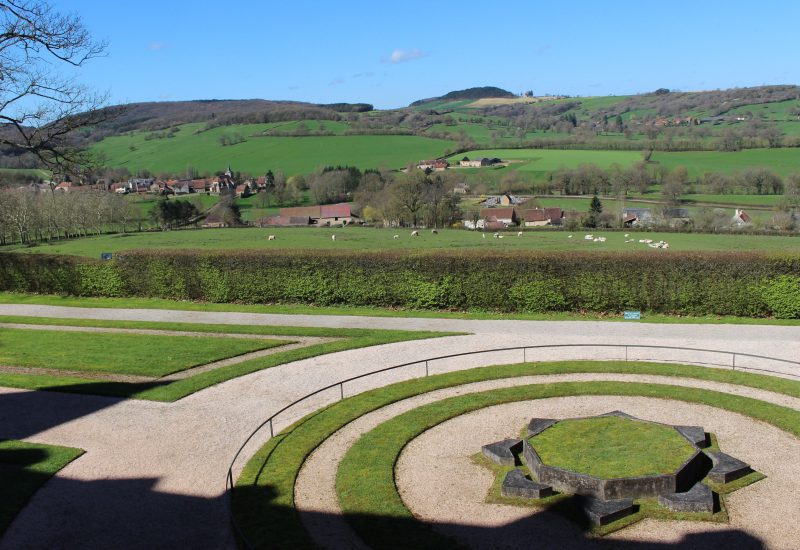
left=225, top=343, right=800, bottom=548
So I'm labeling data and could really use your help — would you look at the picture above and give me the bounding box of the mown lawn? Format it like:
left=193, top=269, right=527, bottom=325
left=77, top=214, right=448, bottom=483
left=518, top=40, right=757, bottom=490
left=4, top=226, right=800, bottom=257
left=0, top=328, right=287, bottom=376
left=530, top=416, right=695, bottom=478
left=0, top=439, right=83, bottom=535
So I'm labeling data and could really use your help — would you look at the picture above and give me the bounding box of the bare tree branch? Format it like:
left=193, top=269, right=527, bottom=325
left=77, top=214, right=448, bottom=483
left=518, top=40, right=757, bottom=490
left=0, top=1, right=111, bottom=175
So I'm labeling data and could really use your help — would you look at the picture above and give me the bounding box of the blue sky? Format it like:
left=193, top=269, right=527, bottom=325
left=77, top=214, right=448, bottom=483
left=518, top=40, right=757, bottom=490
left=57, top=0, right=800, bottom=109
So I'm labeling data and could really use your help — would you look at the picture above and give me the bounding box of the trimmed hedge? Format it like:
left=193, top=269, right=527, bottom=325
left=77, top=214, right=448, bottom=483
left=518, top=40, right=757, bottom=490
left=1, top=250, right=799, bottom=317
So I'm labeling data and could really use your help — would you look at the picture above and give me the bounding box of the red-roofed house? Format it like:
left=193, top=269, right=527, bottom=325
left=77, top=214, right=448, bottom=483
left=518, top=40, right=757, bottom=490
left=518, top=209, right=548, bottom=227
left=732, top=209, right=752, bottom=227
left=480, top=207, right=517, bottom=227
left=275, top=203, right=358, bottom=226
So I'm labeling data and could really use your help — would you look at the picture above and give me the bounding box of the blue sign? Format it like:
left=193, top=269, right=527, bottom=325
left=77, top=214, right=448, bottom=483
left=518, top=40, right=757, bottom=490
left=624, top=310, right=641, bottom=320
left=100, top=252, right=113, bottom=261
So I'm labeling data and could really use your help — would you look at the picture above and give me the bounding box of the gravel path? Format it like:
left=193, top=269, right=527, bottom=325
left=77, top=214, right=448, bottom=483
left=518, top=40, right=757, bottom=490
left=397, top=397, right=800, bottom=550
left=295, top=373, right=800, bottom=550
left=0, top=304, right=798, bottom=549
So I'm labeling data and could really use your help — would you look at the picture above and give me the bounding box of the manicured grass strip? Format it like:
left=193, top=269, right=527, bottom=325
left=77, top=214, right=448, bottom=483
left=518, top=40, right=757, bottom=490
left=0, top=325, right=456, bottom=401
left=337, top=382, right=800, bottom=549
left=0, top=328, right=288, bottom=377
left=530, top=416, right=695, bottom=478
left=0, top=439, right=83, bottom=535
left=3, top=292, right=800, bottom=326
left=0, top=314, right=429, bottom=338
left=233, top=361, right=800, bottom=550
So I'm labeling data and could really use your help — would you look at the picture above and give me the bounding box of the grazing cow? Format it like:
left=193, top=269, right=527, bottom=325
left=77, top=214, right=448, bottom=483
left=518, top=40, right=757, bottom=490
left=498, top=235, right=504, bottom=239
left=517, top=231, right=523, bottom=237
left=331, top=234, right=336, bottom=241
left=267, top=235, right=276, bottom=241
left=411, top=230, right=419, bottom=237
left=493, top=232, right=499, bottom=239
left=431, top=229, right=438, bottom=234
left=482, top=233, right=486, bottom=239
left=393, top=234, right=399, bottom=239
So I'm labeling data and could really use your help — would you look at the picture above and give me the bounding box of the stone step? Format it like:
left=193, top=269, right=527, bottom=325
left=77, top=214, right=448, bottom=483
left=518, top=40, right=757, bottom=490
left=501, top=469, right=554, bottom=499
left=482, top=439, right=522, bottom=466
left=526, top=418, right=557, bottom=437
left=705, top=451, right=752, bottom=484
left=579, top=496, right=636, bottom=525
left=658, top=482, right=714, bottom=513
left=675, top=425, right=709, bottom=448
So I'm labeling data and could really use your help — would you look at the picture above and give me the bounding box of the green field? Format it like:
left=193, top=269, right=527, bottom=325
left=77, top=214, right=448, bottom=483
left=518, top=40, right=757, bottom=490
left=454, top=147, right=800, bottom=180
left=92, top=123, right=455, bottom=176
left=0, top=328, right=286, bottom=376
left=5, top=226, right=800, bottom=257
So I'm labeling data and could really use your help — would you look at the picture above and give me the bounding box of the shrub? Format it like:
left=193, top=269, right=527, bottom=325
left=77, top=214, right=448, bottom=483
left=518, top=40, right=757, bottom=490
left=1, top=250, right=798, bottom=317
left=760, top=275, right=800, bottom=318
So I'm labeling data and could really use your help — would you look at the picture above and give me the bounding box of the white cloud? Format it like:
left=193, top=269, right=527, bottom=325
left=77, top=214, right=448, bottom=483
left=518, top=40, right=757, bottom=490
left=384, top=48, right=426, bottom=64
left=329, top=77, right=345, bottom=86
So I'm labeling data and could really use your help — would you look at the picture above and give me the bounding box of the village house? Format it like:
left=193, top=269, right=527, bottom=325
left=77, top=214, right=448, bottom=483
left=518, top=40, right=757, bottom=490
left=417, top=159, right=449, bottom=171
left=479, top=207, right=517, bottom=228
left=262, top=203, right=359, bottom=227
left=453, top=182, right=471, bottom=195
left=732, top=208, right=752, bottom=227
left=623, top=208, right=654, bottom=227
left=459, top=157, right=501, bottom=168
left=517, top=207, right=564, bottom=227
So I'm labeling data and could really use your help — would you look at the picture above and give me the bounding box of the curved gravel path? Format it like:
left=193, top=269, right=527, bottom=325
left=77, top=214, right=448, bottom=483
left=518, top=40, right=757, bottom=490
left=0, top=304, right=799, bottom=549
left=295, top=373, right=800, bottom=550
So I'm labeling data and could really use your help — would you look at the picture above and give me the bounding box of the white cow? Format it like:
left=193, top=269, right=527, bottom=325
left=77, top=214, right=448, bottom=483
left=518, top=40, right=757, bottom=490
left=267, top=235, right=276, bottom=241
left=482, top=233, right=486, bottom=239
left=331, top=234, right=336, bottom=241
left=411, top=230, right=419, bottom=237
left=431, top=229, right=438, bottom=234
left=517, top=231, right=523, bottom=237
left=393, top=234, right=399, bottom=239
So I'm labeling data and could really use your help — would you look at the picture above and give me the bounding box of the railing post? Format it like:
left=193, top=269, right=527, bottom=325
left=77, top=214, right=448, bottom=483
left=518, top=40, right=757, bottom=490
left=339, top=382, right=344, bottom=400
left=523, top=348, right=527, bottom=363
left=625, top=345, right=628, bottom=362
left=269, top=418, right=273, bottom=438
left=425, top=360, right=429, bottom=377
left=732, top=353, right=736, bottom=370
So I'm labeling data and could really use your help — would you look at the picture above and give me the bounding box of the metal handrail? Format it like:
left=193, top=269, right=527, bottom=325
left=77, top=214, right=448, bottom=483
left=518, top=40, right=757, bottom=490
left=225, top=343, right=800, bottom=548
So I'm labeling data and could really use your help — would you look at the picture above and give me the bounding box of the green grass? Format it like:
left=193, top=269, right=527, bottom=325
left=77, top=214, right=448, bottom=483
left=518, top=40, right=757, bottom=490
left=234, top=360, right=800, bottom=549
left=3, top=292, right=800, bottom=326
left=529, top=416, right=695, bottom=478
left=92, top=123, right=455, bottom=175
left=5, top=226, right=800, bottom=258
left=454, top=147, right=800, bottom=179
left=338, top=381, right=795, bottom=548
left=0, top=439, right=83, bottom=535
left=0, top=328, right=287, bottom=376
left=0, top=315, right=456, bottom=401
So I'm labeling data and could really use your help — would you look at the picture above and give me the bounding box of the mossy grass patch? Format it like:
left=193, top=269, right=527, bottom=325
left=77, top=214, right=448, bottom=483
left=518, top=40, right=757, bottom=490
left=529, top=416, right=696, bottom=479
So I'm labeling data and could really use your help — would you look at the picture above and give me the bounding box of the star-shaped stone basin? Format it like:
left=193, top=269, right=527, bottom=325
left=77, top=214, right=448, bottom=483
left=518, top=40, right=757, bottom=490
left=481, top=411, right=759, bottom=526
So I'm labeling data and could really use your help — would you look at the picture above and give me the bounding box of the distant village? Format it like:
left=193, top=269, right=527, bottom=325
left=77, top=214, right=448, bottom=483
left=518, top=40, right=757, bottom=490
left=17, top=159, right=760, bottom=232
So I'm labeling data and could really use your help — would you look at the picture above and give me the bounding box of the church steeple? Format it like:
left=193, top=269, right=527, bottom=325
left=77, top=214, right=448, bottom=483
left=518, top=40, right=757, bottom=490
left=224, top=164, right=233, bottom=178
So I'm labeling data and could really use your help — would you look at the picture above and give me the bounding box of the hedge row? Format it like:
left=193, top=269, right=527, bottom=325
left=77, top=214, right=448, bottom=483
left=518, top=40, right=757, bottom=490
left=1, top=250, right=800, bottom=317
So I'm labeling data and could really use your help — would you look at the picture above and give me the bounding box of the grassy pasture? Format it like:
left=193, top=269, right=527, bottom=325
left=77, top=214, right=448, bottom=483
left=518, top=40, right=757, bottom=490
left=5, top=226, right=800, bottom=257
left=92, top=124, right=455, bottom=175
left=456, top=147, right=800, bottom=179
left=0, top=328, right=286, bottom=376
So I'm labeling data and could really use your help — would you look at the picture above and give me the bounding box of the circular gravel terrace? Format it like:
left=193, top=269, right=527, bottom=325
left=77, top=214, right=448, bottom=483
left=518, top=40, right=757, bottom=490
left=294, top=373, right=800, bottom=549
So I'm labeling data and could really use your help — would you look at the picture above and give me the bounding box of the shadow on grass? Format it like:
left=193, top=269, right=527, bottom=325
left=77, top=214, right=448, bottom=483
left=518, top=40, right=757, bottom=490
left=233, top=481, right=767, bottom=550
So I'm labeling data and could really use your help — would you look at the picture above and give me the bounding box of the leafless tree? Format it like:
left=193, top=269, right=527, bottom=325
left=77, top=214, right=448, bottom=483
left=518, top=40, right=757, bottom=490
left=0, top=1, right=114, bottom=173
